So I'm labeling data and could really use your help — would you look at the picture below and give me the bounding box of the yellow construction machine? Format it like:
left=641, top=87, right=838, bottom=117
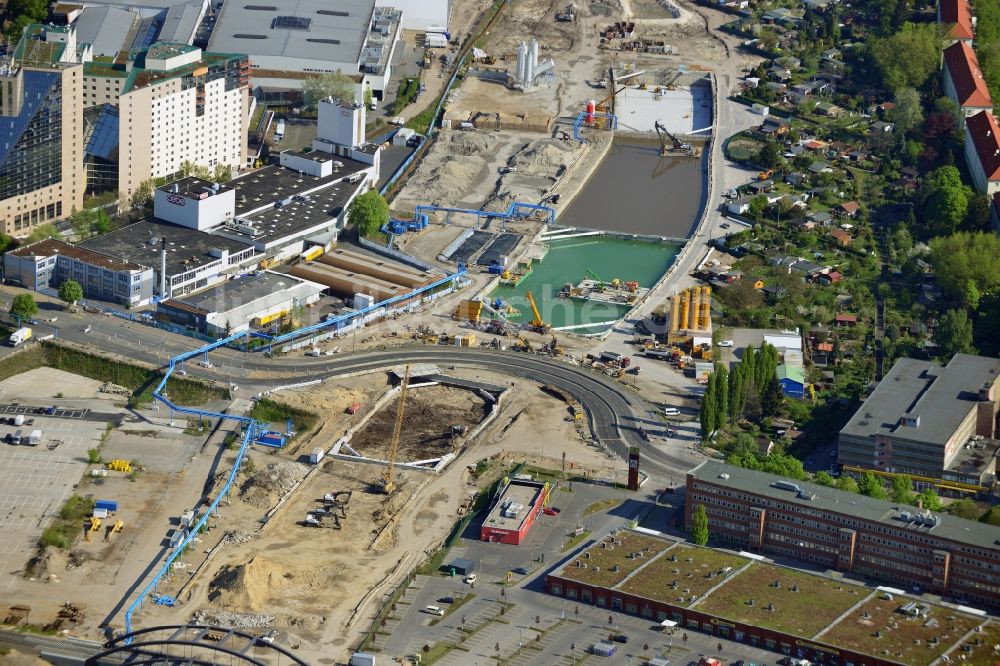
left=84, top=517, right=101, bottom=542
left=525, top=291, right=551, bottom=333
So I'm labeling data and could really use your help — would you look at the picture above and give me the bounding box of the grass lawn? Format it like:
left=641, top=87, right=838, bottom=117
left=616, top=545, right=748, bottom=607
left=697, top=563, right=868, bottom=637
left=821, top=596, right=982, bottom=666
left=558, top=531, right=671, bottom=588
left=584, top=498, right=623, bottom=515
left=945, top=621, right=1000, bottom=664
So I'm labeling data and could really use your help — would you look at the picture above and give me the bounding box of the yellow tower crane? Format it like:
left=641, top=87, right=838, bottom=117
left=382, top=364, right=411, bottom=495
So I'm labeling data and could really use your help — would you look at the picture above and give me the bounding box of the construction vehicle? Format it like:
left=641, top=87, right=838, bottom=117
left=653, top=121, right=692, bottom=156
left=304, top=511, right=341, bottom=529
left=555, top=3, right=575, bottom=21
left=322, top=490, right=352, bottom=518
left=524, top=291, right=551, bottom=332
left=382, top=365, right=410, bottom=494
left=513, top=335, right=533, bottom=352
left=549, top=336, right=564, bottom=356
left=758, top=169, right=774, bottom=180
left=106, top=460, right=131, bottom=473
left=104, top=520, right=124, bottom=542
left=585, top=268, right=607, bottom=290
left=84, top=517, right=101, bottom=542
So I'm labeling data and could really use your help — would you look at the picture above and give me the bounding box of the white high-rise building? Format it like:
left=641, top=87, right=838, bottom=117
left=85, top=43, right=250, bottom=200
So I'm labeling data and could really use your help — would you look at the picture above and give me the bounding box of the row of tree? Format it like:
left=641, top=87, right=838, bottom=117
left=699, top=342, right=784, bottom=438
left=8, top=283, right=82, bottom=323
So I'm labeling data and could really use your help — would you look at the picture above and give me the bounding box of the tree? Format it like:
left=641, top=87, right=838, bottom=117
left=0, top=234, right=12, bottom=254
left=130, top=179, right=156, bottom=210
left=347, top=189, right=389, bottom=237
left=748, top=195, right=768, bottom=220
left=890, top=474, right=915, bottom=504
left=179, top=161, right=211, bottom=179
left=916, top=488, right=943, bottom=511
left=836, top=476, right=859, bottom=493
left=58, top=280, right=83, bottom=308
left=921, top=166, right=970, bottom=237
left=27, top=224, right=59, bottom=243
left=869, top=23, right=941, bottom=93
left=700, top=375, right=717, bottom=440
left=302, top=70, right=356, bottom=107
left=965, top=193, right=992, bottom=232
left=761, top=375, right=786, bottom=418
left=213, top=163, right=234, bottom=183
left=934, top=309, right=975, bottom=359
left=813, top=471, right=835, bottom=486
left=929, top=232, right=1000, bottom=306
left=757, top=141, right=783, bottom=169
left=10, top=294, right=38, bottom=322
left=714, top=365, right=729, bottom=432
left=691, top=504, right=709, bottom=546
left=857, top=472, right=888, bottom=500
left=890, top=87, right=922, bottom=134
left=93, top=210, right=112, bottom=235
left=948, top=498, right=981, bottom=520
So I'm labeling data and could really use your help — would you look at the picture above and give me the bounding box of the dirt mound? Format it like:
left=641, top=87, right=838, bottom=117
left=209, top=556, right=286, bottom=613
left=513, top=140, right=578, bottom=175
left=239, top=461, right=308, bottom=509
left=426, top=157, right=485, bottom=195
left=446, top=131, right=500, bottom=156
left=25, top=546, right=68, bottom=580
left=2, top=649, right=52, bottom=666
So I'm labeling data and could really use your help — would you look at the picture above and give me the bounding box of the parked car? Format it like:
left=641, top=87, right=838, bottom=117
left=543, top=507, right=560, bottom=516
left=437, top=596, right=454, bottom=604
left=611, top=634, right=629, bottom=643
left=424, top=606, right=444, bottom=616
left=512, top=567, right=529, bottom=575
left=719, top=339, right=734, bottom=347
left=662, top=407, right=680, bottom=416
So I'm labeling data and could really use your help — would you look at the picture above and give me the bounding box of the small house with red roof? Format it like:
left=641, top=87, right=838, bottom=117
left=964, top=111, right=1000, bottom=195
left=943, top=42, right=993, bottom=116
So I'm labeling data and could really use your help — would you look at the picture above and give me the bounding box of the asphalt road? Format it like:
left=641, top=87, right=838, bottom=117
left=0, top=290, right=697, bottom=480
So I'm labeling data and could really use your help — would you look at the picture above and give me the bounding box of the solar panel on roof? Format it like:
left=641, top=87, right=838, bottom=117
left=272, top=16, right=311, bottom=30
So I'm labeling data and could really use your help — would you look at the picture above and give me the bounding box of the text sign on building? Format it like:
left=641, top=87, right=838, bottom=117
left=627, top=446, right=640, bottom=490
left=166, top=194, right=186, bottom=206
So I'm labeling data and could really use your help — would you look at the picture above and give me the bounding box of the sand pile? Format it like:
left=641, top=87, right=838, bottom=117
left=426, top=158, right=485, bottom=197
left=239, top=461, right=308, bottom=509
left=25, top=546, right=68, bottom=580
left=512, top=140, right=577, bottom=176
left=3, top=649, right=52, bottom=666
left=447, top=131, right=500, bottom=156
left=209, top=556, right=288, bottom=612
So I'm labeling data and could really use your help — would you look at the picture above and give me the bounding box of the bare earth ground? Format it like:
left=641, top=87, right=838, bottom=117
left=136, top=369, right=620, bottom=665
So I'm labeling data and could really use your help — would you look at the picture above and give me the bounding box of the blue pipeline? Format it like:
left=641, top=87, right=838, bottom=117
left=412, top=201, right=555, bottom=227
left=122, top=267, right=465, bottom=643
left=572, top=111, right=618, bottom=143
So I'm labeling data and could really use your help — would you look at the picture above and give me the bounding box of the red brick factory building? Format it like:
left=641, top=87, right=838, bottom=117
left=686, top=460, right=1000, bottom=608
left=480, top=477, right=550, bottom=545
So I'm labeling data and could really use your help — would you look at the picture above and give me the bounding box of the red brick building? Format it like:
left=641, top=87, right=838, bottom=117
left=480, top=478, right=549, bottom=545
left=686, top=460, right=1000, bottom=609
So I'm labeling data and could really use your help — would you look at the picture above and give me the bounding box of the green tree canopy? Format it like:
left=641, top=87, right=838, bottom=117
left=890, top=87, right=923, bottom=134
left=10, top=293, right=38, bottom=321
left=0, top=234, right=14, bottom=254
left=869, top=22, right=941, bottom=93
left=302, top=71, right=356, bottom=107
left=890, top=474, right=915, bottom=504
left=58, top=280, right=83, bottom=307
left=347, top=189, right=390, bottom=237
left=934, top=309, right=975, bottom=359
left=948, top=498, right=981, bottom=520
left=757, top=141, right=783, bottom=169
left=27, top=224, right=59, bottom=243
left=691, top=504, right=709, bottom=546
left=929, top=231, right=1000, bottom=306
left=813, top=471, right=835, bottom=486
left=836, top=476, right=859, bottom=493
left=916, top=488, right=943, bottom=512
left=921, top=166, right=970, bottom=237
left=857, top=472, right=888, bottom=499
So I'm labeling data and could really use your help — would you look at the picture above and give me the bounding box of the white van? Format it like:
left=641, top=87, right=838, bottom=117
left=463, top=573, right=477, bottom=584
left=424, top=605, right=444, bottom=616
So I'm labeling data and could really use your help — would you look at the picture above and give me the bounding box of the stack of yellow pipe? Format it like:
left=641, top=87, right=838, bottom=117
left=679, top=291, right=690, bottom=331
left=670, top=293, right=681, bottom=332
left=689, top=287, right=701, bottom=330
left=699, top=286, right=711, bottom=330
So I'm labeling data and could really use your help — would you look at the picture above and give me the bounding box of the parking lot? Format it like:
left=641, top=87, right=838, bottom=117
left=369, top=478, right=759, bottom=664
left=0, top=416, right=109, bottom=593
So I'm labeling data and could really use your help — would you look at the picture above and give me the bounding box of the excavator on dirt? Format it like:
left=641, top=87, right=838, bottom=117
left=654, top=120, right=692, bottom=157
